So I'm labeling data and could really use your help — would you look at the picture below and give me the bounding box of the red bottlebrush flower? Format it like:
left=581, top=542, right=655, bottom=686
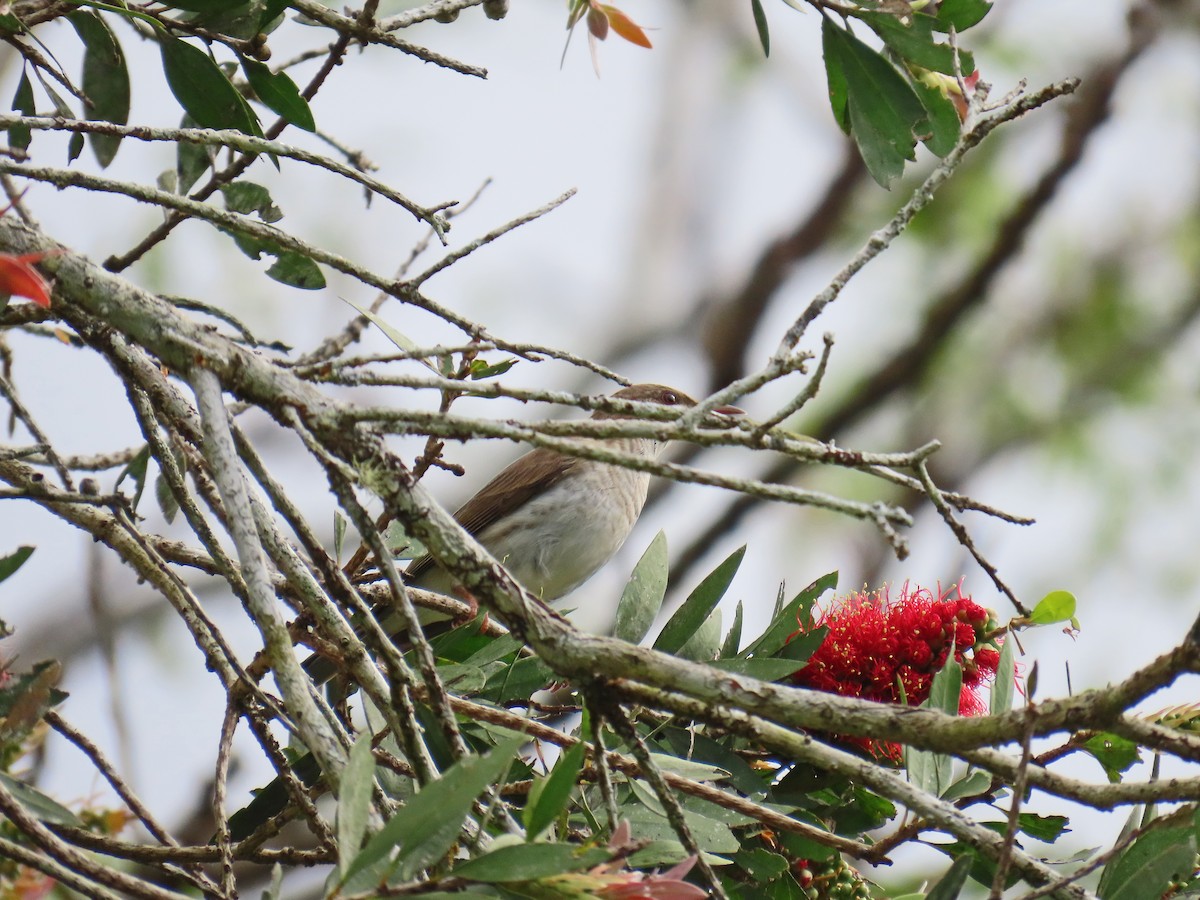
left=788, top=582, right=1001, bottom=761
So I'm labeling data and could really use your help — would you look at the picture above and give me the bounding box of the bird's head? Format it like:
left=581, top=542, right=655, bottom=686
left=594, top=383, right=744, bottom=423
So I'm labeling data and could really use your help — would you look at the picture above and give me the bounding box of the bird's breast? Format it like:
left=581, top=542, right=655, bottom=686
left=475, top=440, right=654, bottom=601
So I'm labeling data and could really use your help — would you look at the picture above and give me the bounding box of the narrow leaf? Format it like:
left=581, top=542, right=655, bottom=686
left=989, top=636, right=1015, bottom=715
left=341, top=298, right=423, bottom=355
left=0, top=771, right=79, bottom=826
left=154, top=472, right=179, bottom=524
left=524, top=742, right=585, bottom=839
left=1099, top=824, right=1197, bottom=900
left=719, top=599, right=743, bottom=658
left=68, top=11, right=130, bottom=167
left=654, top=545, right=745, bottom=654
left=115, top=444, right=151, bottom=510
left=750, top=0, right=769, bottom=57
left=452, top=843, right=611, bottom=882
left=822, top=24, right=849, bottom=132
left=599, top=5, right=651, bottom=48
left=342, top=736, right=524, bottom=884
left=9, top=71, right=34, bottom=151
left=926, top=855, right=973, bottom=900
left=162, top=0, right=250, bottom=12
left=241, top=56, right=315, bottom=132
left=710, top=657, right=801, bottom=682
left=159, top=35, right=262, bottom=136
left=676, top=606, right=722, bottom=662
left=906, top=654, right=961, bottom=796
left=613, top=530, right=668, bottom=644
left=176, top=114, right=214, bottom=193
left=0, top=545, right=32, bottom=583
left=741, top=571, right=837, bottom=659
left=336, top=732, right=377, bottom=877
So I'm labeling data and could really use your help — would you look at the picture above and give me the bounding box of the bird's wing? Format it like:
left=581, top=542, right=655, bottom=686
left=404, top=447, right=580, bottom=581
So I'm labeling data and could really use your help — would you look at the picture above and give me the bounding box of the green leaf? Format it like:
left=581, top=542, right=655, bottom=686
left=176, top=114, right=214, bottom=193
left=269, top=251, right=326, bottom=289
left=241, top=56, right=315, bottom=132
left=1082, top=733, right=1141, bottom=784
left=736, top=847, right=789, bottom=882
left=342, top=736, right=524, bottom=885
left=161, top=0, right=251, bottom=12
left=258, top=0, right=290, bottom=30
left=68, top=11, right=131, bottom=167
left=467, top=357, right=517, bottom=380
left=67, top=131, right=84, bottom=163
left=159, top=36, right=262, bottom=136
left=1099, top=823, right=1197, bottom=900
left=912, top=76, right=962, bottom=157
left=660, top=727, right=765, bottom=798
left=905, top=654, right=961, bottom=797
left=741, top=572, right=836, bottom=659
left=613, top=531, right=668, bottom=644
left=934, top=0, right=992, bottom=32
left=524, top=742, right=584, bottom=839
left=710, top=657, right=800, bottom=682
left=863, top=12, right=972, bottom=76
left=1029, top=590, right=1077, bottom=626
left=0, top=546, right=33, bottom=583
left=9, top=71, right=34, bottom=151
left=622, top=803, right=740, bottom=855
left=749, top=0, right=769, bottom=57
left=719, top=599, right=743, bottom=658
left=1018, top=813, right=1069, bottom=843
left=821, top=24, right=849, bottom=133
left=154, top=472, right=179, bottom=524
left=677, top=606, right=722, bottom=661
left=333, top=511, right=346, bottom=561
left=115, top=444, right=151, bottom=511
left=31, top=69, right=73, bottom=119
left=341, top=298, right=423, bottom=355
left=221, top=223, right=326, bottom=291
left=654, top=545, right=744, bottom=654
left=336, top=732, right=377, bottom=877
left=926, top=855, right=973, bottom=900
left=822, top=17, right=927, bottom=188
left=940, top=769, right=992, bottom=802
left=221, top=181, right=282, bottom=222
left=452, top=842, right=610, bottom=882
left=989, top=635, right=1015, bottom=715
left=0, top=772, right=81, bottom=826
left=651, top=753, right=730, bottom=783
left=485, top=655, right=554, bottom=704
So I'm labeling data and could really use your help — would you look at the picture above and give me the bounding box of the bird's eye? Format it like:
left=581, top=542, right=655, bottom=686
left=662, top=391, right=678, bottom=405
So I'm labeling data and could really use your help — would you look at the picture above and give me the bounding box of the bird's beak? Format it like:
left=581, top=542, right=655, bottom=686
left=704, top=404, right=745, bottom=427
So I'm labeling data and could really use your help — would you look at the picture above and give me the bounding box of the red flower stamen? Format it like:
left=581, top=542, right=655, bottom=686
left=788, top=582, right=1001, bottom=761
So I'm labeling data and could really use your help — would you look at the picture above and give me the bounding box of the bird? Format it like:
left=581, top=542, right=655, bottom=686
left=228, top=384, right=742, bottom=840
left=307, top=383, right=743, bottom=678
